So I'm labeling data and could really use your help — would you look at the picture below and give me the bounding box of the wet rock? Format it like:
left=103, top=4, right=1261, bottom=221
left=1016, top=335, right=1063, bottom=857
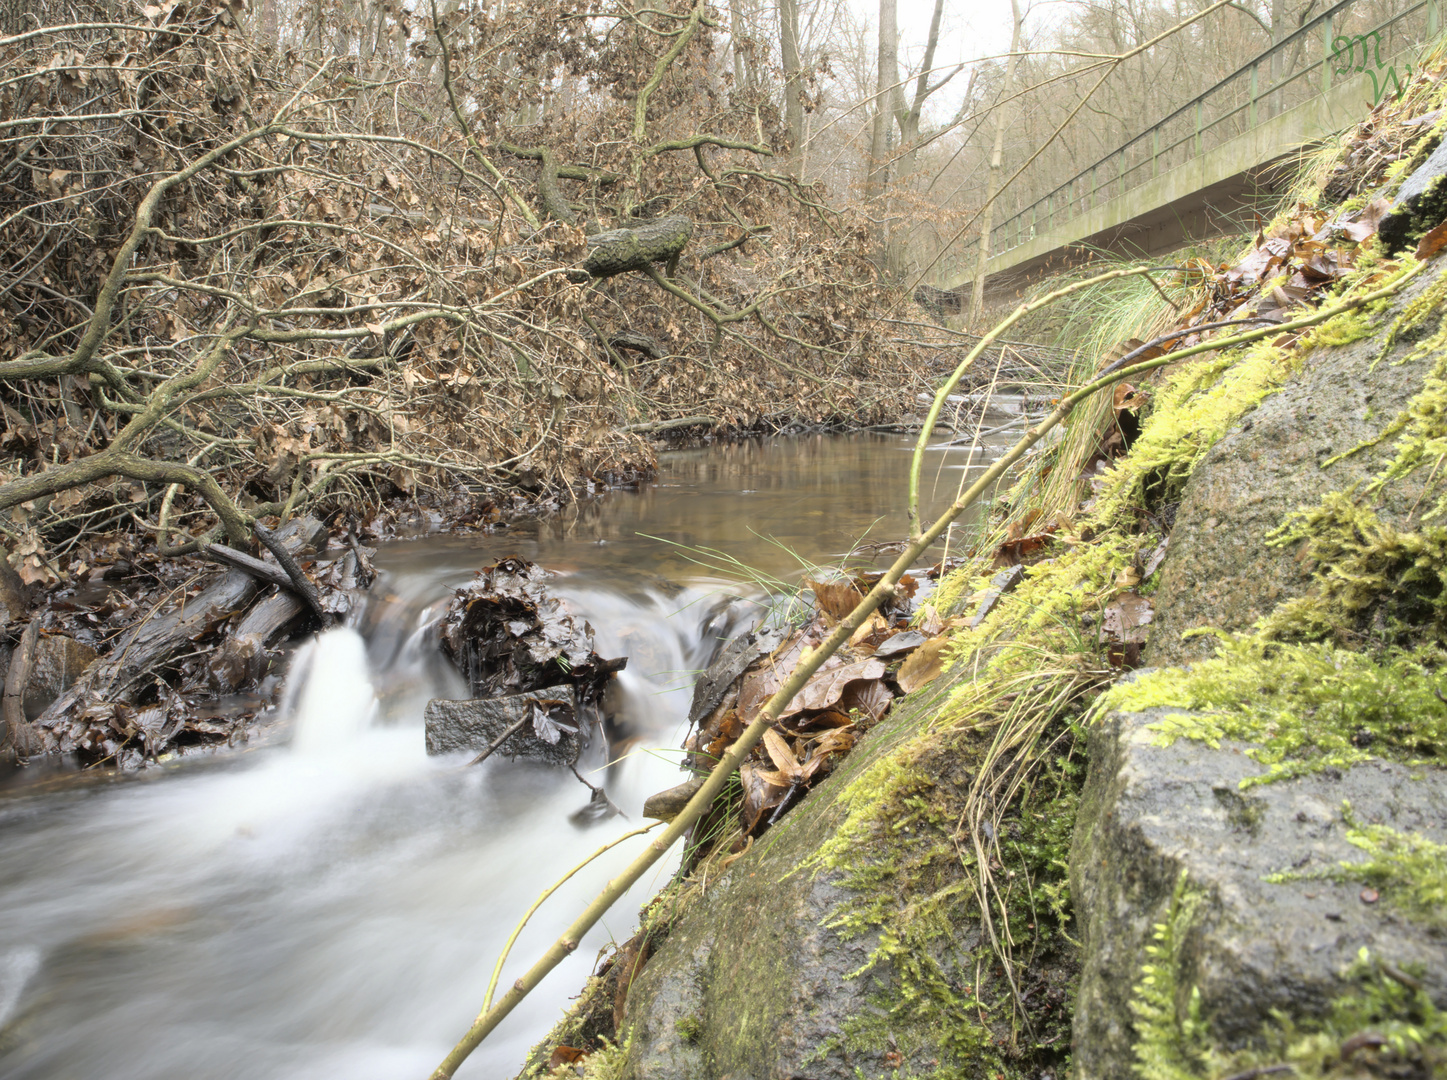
left=1071, top=706, right=1447, bottom=1077
left=0, top=555, right=27, bottom=625
left=1145, top=257, right=1446, bottom=664
left=620, top=677, right=988, bottom=1080
left=966, top=564, right=1023, bottom=630
left=686, top=626, right=782, bottom=727
left=22, top=634, right=97, bottom=721
left=1379, top=137, right=1447, bottom=252
left=438, top=556, right=625, bottom=707
left=423, top=687, right=581, bottom=766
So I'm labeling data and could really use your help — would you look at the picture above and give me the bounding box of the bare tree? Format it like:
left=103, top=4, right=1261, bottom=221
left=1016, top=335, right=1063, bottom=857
left=968, top=0, right=1024, bottom=327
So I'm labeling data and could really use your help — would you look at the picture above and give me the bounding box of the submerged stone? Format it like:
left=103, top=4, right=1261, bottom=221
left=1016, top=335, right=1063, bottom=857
left=423, top=687, right=580, bottom=766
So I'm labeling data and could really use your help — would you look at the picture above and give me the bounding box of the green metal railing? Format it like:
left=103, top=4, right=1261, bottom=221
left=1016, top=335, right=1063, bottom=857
left=951, top=0, right=1438, bottom=281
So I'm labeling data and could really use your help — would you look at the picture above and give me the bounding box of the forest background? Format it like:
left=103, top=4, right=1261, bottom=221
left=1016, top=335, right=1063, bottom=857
left=0, top=0, right=1397, bottom=593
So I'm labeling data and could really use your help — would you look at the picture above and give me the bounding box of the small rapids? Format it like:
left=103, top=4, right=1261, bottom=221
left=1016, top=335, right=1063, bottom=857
left=0, top=432, right=1009, bottom=1079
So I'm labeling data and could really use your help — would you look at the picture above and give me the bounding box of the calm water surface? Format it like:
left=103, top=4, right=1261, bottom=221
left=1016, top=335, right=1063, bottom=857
left=0, top=432, right=1006, bottom=1080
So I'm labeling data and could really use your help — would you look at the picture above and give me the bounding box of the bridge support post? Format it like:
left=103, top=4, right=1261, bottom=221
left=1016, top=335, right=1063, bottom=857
left=1249, top=62, right=1258, bottom=127
left=1323, top=12, right=1334, bottom=91
left=1431, top=0, right=1440, bottom=39
left=1152, top=129, right=1159, bottom=178
left=1194, top=101, right=1203, bottom=158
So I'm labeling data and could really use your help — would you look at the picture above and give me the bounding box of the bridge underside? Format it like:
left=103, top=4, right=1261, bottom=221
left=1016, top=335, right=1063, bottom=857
left=974, top=160, right=1292, bottom=297
left=935, top=67, right=1389, bottom=305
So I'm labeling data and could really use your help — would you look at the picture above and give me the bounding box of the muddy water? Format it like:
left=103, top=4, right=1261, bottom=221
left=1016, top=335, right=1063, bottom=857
left=0, top=432, right=1007, bottom=1080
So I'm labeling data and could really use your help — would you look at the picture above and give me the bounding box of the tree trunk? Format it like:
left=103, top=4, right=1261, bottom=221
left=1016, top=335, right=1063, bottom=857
left=866, top=0, right=898, bottom=261
left=778, top=0, right=804, bottom=168
left=886, top=0, right=948, bottom=277
left=968, top=0, right=1024, bottom=329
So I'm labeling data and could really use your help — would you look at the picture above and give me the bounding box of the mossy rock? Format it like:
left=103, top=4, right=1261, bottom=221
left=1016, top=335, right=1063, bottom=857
left=1070, top=705, right=1447, bottom=1079
left=616, top=670, right=1072, bottom=1080
left=1146, top=256, right=1447, bottom=664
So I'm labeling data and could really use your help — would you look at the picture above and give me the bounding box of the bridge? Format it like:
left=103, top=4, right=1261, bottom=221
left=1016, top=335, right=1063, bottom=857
left=934, top=0, right=1440, bottom=298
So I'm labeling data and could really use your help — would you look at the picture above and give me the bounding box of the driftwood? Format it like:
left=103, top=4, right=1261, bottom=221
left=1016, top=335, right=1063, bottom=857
left=574, top=216, right=693, bottom=281
left=35, top=516, right=328, bottom=753
left=209, top=589, right=308, bottom=692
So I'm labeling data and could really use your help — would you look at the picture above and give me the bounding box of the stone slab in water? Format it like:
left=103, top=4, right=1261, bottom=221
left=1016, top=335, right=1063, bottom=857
left=1071, top=706, right=1447, bottom=1078
left=423, top=687, right=579, bottom=765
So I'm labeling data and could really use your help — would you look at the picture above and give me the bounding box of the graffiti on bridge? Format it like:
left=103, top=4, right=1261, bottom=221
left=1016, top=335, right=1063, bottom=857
left=1332, top=30, right=1411, bottom=106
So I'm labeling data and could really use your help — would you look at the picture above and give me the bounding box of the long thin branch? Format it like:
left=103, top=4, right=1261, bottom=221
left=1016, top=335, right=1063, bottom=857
left=632, top=0, right=705, bottom=143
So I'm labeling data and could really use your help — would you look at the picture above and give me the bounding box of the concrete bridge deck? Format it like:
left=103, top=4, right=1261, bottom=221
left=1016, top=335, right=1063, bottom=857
left=938, top=0, right=1439, bottom=297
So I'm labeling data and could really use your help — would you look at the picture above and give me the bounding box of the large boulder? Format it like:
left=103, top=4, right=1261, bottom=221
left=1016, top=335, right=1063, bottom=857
left=614, top=669, right=1075, bottom=1080
left=1145, top=252, right=1446, bottom=665
left=1071, top=706, right=1447, bottom=1077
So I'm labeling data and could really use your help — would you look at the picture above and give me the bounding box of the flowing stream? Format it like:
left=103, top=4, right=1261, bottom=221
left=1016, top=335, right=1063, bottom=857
left=0, top=431, right=1007, bottom=1080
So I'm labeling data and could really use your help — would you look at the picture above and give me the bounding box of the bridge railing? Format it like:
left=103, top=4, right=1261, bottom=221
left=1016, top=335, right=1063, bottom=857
left=949, top=0, right=1438, bottom=284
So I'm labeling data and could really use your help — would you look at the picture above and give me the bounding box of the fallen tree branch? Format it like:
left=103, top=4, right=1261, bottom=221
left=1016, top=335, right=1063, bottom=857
left=466, top=715, right=529, bottom=767
left=253, top=520, right=331, bottom=627
left=617, top=415, right=717, bottom=434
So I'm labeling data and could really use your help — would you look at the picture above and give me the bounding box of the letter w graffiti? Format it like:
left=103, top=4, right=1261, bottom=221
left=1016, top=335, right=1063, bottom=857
left=1333, top=31, right=1411, bottom=106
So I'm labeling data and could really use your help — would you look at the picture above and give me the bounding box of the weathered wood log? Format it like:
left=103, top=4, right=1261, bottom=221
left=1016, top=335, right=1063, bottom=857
left=209, top=589, right=307, bottom=692
left=36, top=516, right=327, bottom=752
left=202, top=543, right=296, bottom=592
left=618, top=415, right=718, bottom=435
left=573, top=215, right=693, bottom=281
left=606, top=330, right=664, bottom=359
left=1, top=620, right=40, bottom=758
left=253, top=520, right=330, bottom=627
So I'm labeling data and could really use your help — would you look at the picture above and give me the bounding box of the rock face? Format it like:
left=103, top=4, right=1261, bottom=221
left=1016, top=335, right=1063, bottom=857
left=619, top=677, right=979, bottom=1080
left=22, top=634, right=97, bottom=721
left=1071, top=706, right=1447, bottom=1078
left=423, top=688, right=581, bottom=766
left=1380, top=138, right=1447, bottom=253
left=1144, top=258, right=1445, bottom=665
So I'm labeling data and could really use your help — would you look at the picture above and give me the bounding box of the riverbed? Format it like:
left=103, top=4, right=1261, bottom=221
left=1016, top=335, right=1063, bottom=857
left=0, top=431, right=1006, bottom=1080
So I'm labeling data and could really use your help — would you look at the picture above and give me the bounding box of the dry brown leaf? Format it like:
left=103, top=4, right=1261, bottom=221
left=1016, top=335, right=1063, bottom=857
left=840, top=677, right=894, bottom=722
left=778, top=657, right=886, bottom=718
left=806, top=577, right=865, bottom=625
left=763, top=726, right=803, bottom=783
left=896, top=635, right=951, bottom=694
left=1417, top=220, right=1447, bottom=261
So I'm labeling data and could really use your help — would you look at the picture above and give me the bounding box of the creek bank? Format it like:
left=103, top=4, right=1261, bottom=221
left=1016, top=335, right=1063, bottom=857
left=512, top=60, right=1447, bottom=1080
left=0, top=514, right=373, bottom=768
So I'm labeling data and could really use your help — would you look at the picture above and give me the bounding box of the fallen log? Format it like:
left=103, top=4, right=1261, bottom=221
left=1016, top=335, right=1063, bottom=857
left=36, top=516, right=328, bottom=754
left=573, top=215, right=693, bottom=281
left=209, top=589, right=307, bottom=692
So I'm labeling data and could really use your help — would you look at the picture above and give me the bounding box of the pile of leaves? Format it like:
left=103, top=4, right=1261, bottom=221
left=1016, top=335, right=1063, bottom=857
left=438, top=556, right=626, bottom=732
left=682, top=568, right=961, bottom=843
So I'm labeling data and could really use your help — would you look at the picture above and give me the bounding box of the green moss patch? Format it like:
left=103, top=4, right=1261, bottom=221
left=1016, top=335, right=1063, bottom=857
left=1098, top=636, right=1447, bottom=785
left=1268, top=803, right=1447, bottom=931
